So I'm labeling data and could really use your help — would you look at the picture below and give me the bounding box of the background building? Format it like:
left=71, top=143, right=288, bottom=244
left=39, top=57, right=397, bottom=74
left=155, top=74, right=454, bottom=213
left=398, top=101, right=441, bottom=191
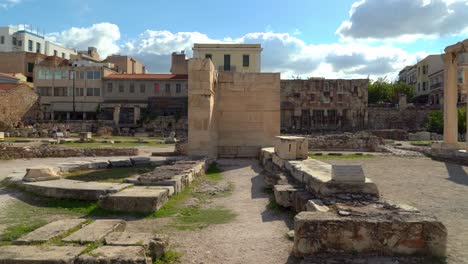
left=0, top=26, right=76, bottom=59
left=103, top=55, right=146, bottom=74
left=280, top=78, right=368, bottom=132
left=192, top=44, right=262, bottom=72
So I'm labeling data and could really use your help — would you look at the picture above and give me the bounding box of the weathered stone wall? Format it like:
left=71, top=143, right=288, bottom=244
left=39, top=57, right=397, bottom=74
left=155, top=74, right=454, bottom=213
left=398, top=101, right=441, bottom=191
left=143, top=116, right=188, bottom=137
left=0, top=144, right=138, bottom=159
left=281, top=79, right=368, bottom=132
left=368, top=107, right=433, bottom=131
left=307, top=132, right=384, bottom=151
left=187, top=58, right=281, bottom=158
left=0, top=84, right=39, bottom=130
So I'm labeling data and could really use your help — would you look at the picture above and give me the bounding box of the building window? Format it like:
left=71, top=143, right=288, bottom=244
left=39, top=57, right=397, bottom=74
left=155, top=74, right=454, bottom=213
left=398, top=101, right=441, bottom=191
left=37, top=87, right=52, bottom=96
left=54, top=87, right=67, bottom=96
left=12, top=37, right=17, bottom=45
left=62, top=52, right=65, bottom=58
left=243, top=54, right=249, bottom=67
left=140, top=83, right=146, bottom=93
left=310, top=94, right=315, bottom=101
left=338, top=94, right=343, bottom=102
left=119, top=84, right=124, bottom=93
left=165, top=83, right=171, bottom=93
left=205, top=54, right=212, bottom=60
left=176, top=83, right=181, bottom=93
left=107, top=83, right=113, bottom=93
left=93, top=71, right=101, bottom=80
left=36, top=42, right=41, bottom=53
left=27, top=63, right=34, bottom=73
left=0, top=36, right=4, bottom=44
left=54, top=50, right=58, bottom=56
left=87, top=71, right=94, bottom=79
left=28, top=40, right=33, bottom=51
left=87, top=88, right=94, bottom=96
left=17, top=40, right=22, bottom=47
left=423, top=82, right=427, bottom=91
left=93, top=88, right=100, bottom=96
left=79, top=71, right=85, bottom=80
left=76, top=88, right=84, bottom=96
left=129, top=83, right=135, bottom=93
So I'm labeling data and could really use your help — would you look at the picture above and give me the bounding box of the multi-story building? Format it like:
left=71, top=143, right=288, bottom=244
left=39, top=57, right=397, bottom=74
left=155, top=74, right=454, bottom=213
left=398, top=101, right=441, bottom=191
left=192, top=43, right=262, bottom=72
left=34, top=59, right=117, bottom=120
left=170, top=52, right=188, bottom=75
left=0, top=26, right=76, bottom=59
left=280, top=78, right=368, bottom=132
left=414, top=55, right=443, bottom=98
left=102, top=55, right=146, bottom=74
left=101, top=74, right=188, bottom=124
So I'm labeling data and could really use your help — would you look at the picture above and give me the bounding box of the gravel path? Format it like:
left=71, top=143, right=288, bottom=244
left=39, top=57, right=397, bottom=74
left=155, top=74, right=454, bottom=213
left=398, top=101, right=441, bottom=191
left=323, top=156, right=468, bottom=264
left=170, top=159, right=296, bottom=264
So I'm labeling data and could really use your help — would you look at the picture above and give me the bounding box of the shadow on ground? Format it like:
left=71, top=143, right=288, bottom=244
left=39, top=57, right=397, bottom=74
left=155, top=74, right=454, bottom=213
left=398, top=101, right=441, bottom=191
left=445, top=162, right=468, bottom=186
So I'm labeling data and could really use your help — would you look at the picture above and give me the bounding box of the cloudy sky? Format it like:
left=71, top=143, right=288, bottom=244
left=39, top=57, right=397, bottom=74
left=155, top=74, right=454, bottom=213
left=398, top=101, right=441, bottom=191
left=1, top=0, right=467, bottom=79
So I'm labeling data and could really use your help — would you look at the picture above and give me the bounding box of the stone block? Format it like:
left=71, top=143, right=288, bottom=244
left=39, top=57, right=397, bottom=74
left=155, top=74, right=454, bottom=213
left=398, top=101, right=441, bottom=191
left=86, top=160, right=110, bottom=169
left=331, top=165, right=365, bottom=183
left=273, top=184, right=301, bottom=208
left=293, top=191, right=315, bottom=213
left=0, top=132, right=4, bottom=141
left=99, top=187, right=169, bottom=213
left=105, top=232, right=168, bottom=259
left=130, top=157, right=151, bottom=166
left=62, top=219, right=126, bottom=244
left=79, top=132, right=92, bottom=141
left=275, top=136, right=308, bottom=160
left=75, top=246, right=148, bottom=264
left=306, top=199, right=329, bottom=212
left=109, top=159, right=133, bottom=167
left=15, top=219, right=88, bottom=244
left=0, top=245, right=85, bottom=264
left=272, top=153, right=285, bottom=169
left=294, top=211, right=447, bottom=258
left=23, top=166, right=61, bottom=182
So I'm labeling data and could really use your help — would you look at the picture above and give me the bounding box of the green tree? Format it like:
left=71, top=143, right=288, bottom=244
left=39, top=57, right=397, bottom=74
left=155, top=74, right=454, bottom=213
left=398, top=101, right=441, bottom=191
left=425, top=108, right=467, bottom=135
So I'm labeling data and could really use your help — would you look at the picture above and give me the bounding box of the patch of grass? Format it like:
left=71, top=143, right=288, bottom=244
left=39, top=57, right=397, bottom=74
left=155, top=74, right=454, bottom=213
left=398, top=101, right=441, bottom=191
left=308, top=153, right=374, bottom=159
left=48, top=219, right=93, bottom=246
left=205, top=164, right=223, bottom=181
left=63, top=165, right=155, bottom=183
left=154, top=249, right=182, bottom=264
left=1, top=221, right=47, bottom=243
left=266, top=198, right=284, bottom=212
left=409, top=140, right=433, bottom=146
left=150, top=184, right=194, bottom=218
left=173, top=207, right=236, bottom=230
left=81, top=241, right=104, bottom=256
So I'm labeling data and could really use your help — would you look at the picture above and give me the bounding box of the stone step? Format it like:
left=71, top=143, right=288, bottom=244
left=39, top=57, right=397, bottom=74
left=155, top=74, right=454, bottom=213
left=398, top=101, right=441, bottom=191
left=22, top=179, right=131, bottom=201
left=99, top=187, right=169, bottom=213
left=62, top=219, right=125, bottom=244
left=105, top=231, right=168, bottom=259
left=75, top=246, right=148, bottom=264
left=0, top=245, right=85, bottom=264
left=14, top=219, right=88, bottom=245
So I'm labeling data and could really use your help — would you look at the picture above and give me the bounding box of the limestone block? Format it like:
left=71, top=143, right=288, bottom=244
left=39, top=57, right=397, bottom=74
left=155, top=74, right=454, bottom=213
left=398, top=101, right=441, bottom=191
left=105, top=232, right=168, bottom=259
left=275, top=136, right=308, bottom=160
left=0, top=245, right=85, bottom=264
left=294, top=191, right=315, bottom=213
left=0, top=132, right=4, bottom=141
left=79, top=132, right=92, bottom=141
left=272, top=153, right=285, bottom=169
left=86, top=160, right=110, bottom=169
left=331, top=165, right=365, bottom=183
left=23, top=166, right=61, bottom=182
left=62, top=219, right=126, bottom=243
left=273, top=184, right=301, bottom=208
left=75, top=246, right=148, bottom=264
left=99, top=187, right=169, bottom=213
left=15, top=219, right=88, bottom=244
left=306, top=199, right=329, bottom=212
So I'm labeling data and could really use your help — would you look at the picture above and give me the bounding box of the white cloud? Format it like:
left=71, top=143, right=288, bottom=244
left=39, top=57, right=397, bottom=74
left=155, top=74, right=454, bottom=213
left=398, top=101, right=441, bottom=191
left=47, top=23, right=121, bottom=59
left=337, top=0, right=468, bottom=42
left=0, top=0, right=21, bottom=9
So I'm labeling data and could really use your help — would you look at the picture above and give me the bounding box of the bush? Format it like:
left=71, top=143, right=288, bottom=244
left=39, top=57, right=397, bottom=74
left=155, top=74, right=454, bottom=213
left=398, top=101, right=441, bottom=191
left=425, top=108, right=466, bottom=135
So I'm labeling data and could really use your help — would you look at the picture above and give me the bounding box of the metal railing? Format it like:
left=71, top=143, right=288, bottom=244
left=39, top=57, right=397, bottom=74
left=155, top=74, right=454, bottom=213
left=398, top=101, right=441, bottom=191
left=431, top=82, right=443, bottom=90
left=218, top=65, right=236, bottom=72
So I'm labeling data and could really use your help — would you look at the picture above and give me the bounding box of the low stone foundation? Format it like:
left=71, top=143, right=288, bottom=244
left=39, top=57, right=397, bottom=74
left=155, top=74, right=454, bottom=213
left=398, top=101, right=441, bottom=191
left=0, top=144, right=138, bottom=159
left=306, top=132, right=384, bottom=152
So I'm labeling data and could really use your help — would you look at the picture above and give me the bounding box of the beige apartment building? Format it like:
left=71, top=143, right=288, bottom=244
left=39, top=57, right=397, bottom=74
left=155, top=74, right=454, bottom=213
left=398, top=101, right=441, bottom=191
left=415, top=55, right=443, bottom=97
left=103, top=55, right=146, bottom=74
left=102, top=74, right=188, bottom=124
left=34, top=60, right=117, bottom=120
left=192, top=43, right=262, bottom=72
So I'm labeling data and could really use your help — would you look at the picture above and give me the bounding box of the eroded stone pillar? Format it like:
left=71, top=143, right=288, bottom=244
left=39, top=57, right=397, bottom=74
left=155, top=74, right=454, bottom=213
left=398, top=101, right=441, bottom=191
left=134, top=106, right=141, bottom=125
left=442, top=52, right=458, bottom=144
left=113, top=105, right=121, bottom=125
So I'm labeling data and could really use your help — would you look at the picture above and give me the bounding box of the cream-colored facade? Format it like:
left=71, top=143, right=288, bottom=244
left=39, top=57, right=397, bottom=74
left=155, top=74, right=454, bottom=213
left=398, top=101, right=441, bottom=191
left=415, top=55, right=443, bottom=97
left=192, top=44, right=262, bottom=73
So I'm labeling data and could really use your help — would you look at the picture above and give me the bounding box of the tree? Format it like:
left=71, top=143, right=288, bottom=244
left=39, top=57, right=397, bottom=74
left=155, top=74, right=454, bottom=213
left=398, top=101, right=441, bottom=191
left=368, top=78, right=414, bottom=105
left=425, top=108, right=467, bottom=135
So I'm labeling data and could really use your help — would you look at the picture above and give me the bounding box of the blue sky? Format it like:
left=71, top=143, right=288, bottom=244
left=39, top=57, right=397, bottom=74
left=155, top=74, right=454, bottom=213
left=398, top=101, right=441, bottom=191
left=1, top=0, right=468, bottom=79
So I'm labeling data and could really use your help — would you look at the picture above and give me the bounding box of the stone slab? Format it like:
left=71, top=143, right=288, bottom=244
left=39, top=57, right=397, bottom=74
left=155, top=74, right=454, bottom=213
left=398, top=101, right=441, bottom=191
left=105, top=231, right=168, bottom=259
left=275, top=136, right=308, bottom=160
left=15, top=219, right=88, bottom=244
left=273, top=184, right=301, bottom=208
left=331, top=165, right=365, bottom=183
left=23, top=166, right=61, bottom=182
left=99, top=187, right=169, bottom=213
left=75, top=246, right=148, bottom=264
left=306, top=199, right=329, bottom=212
left=294, top=211, right=447, bottom=258
left=0, top=245, right=85, bottom=264
left=130, top=157, right=151, bottom=166
left=62, top=219, right=125, bottom=243
left=22, top=179, right=131, bottom=201
left=109, top=159, right=133, bottom=167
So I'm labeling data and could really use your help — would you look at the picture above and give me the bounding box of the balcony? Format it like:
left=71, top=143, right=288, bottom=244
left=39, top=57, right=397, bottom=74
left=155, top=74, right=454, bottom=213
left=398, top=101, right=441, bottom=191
left=431, top=82, right=443, bottom=90
left=218, top=65, right=237, bottom=72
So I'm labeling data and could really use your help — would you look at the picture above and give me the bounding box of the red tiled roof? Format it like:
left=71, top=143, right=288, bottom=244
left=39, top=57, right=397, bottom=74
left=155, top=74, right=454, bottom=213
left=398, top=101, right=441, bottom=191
left=0, top=83, right=24, bottom=91
left=104, top=74, right=188, bottom=80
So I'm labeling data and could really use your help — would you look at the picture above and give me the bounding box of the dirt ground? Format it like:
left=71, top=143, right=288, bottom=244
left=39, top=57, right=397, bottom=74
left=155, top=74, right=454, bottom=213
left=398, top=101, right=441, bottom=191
left=324, top=156, right=468, bottom=264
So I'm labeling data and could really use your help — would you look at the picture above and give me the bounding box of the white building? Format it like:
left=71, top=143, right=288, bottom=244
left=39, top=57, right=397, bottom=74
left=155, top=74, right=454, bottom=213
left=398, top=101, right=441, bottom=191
left=0, top=26, right=76, bottom=59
